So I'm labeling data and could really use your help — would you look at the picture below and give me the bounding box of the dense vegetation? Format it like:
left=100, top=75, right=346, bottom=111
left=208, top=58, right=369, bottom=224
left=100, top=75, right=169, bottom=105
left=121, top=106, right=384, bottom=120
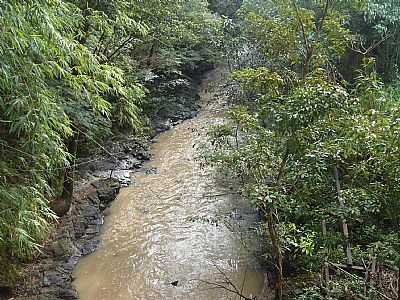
left=208, top=0, right=400, bottom=299
left=2, top=0, right=400, bottom=298
left=0, top=0, right=221, bottom=283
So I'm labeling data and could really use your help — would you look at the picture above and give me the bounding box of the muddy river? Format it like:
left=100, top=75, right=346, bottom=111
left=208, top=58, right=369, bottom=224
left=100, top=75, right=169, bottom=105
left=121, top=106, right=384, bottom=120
left=73, top=70, right=269, bottom=300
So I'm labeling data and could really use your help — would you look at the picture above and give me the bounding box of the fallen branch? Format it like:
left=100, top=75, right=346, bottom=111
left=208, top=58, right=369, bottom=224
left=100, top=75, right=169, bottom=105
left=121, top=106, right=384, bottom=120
left=328, top=262, right=391, bottom=300
left=190, top=262, right=256, bottom=300
left=196, top=279, right=254, bottom=300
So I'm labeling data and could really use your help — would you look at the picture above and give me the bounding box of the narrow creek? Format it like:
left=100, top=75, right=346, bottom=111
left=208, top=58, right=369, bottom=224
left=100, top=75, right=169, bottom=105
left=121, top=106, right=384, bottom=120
left=73, top=70, right=269, bottom=300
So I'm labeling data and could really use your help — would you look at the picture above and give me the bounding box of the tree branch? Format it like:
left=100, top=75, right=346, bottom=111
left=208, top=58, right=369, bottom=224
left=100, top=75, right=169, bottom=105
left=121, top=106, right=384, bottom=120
left=351, top=33, right=393, bottom=56
left=106, top=35, right=135, bottom=62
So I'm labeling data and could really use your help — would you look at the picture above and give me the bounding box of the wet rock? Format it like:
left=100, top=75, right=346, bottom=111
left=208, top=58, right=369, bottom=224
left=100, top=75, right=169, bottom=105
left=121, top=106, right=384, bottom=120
left=51, top=239, right=78, bottom=258
left=87, top=192, right=99, bottom=204
left=89, top=217, right=103, bottom=225
left=73, top=221, right=87, bottom=239
left=155, top=119, right=173, bottom=133
left=170, top=280, right=179, bottom=287
left=62, top=256, right=80, bottom=275
left=76, top=135, right=150, bottom=185
left=62, top=261, right=75, bottom=273
left=98, top=195, right=114, bottom=209
left=136, top=150, right=151, bottom=161
left=59, top=288, right=79, bottom=299
left=118, top=157, right=142, bottom=170
left=81, top=205, right=98, bottom=217
left=43, top=271, right=66, bottom=287
left=80, top=239, right=100, bottom=256
left=86, top=224, right=100, bottom=235
left=230, top=209, right=243, bottom=220
left=123, top=146, right=132, bottom=154
left=14, top=177, right=118, bottom=299
left=38, top=291, right=59, bottom=300
left=91, top=177, right=119, bottom=190
left=92, top=178, right=120, bottom=205
left=107, top=170, right=132, bottom=186
left=144, top=167, right=159, bottom=175
left=103, top=207, right=111, bottom=217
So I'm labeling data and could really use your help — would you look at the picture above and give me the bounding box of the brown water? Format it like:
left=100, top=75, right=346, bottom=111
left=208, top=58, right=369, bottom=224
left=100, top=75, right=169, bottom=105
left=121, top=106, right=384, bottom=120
left=73, top=70, right=269, bottom=300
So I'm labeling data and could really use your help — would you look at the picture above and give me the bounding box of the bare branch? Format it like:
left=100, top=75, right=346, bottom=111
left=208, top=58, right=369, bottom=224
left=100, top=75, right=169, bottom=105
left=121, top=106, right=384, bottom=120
left=328, top=262, right=391, bottom=300
left=196, top=278, right=255, bottom=300
left=106, top=35, right=136, bottom=62
left=351, top=33, right=393, bottom=56
left=190, top=262, right=256, bottom=300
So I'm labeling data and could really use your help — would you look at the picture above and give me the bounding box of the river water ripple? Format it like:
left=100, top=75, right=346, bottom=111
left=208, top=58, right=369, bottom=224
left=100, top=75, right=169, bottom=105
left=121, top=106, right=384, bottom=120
left=73, top=70, right=269, bottom=300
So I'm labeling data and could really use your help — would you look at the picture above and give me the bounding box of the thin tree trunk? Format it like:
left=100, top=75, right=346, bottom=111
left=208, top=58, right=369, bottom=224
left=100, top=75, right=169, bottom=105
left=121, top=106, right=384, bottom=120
left=61, top=167, right=74, bottom=201
left=322, top=220, right=330, bottom=282
left=267, top=150, right=289, bottom=300
left=53, top=137, right=78, bottom=216
left=147, top=42, right=156, bottom=67
left=266, top=209, right=283, bottom=300
left=397, top=269, right=400, bottom=300
left=333, top=165, right=353, bottom=268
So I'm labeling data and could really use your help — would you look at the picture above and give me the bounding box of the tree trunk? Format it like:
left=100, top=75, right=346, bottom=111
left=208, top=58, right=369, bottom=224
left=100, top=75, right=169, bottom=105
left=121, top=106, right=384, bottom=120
left=333, top=165, right=353, bottom=268
left=266, top=209, right=283, bottom=300
left=322, top=220, right=330, bottom=282
left=265, top=150, right=289, bottom=300
left=51, top=137, right=78, bottom=216
left=63, top=137, right=78, bottom=200
left=61, top=166, right=74, bottom=202
left=147, top=42, right=156, bottom=67
left=397, top=269, right=400, bottom=300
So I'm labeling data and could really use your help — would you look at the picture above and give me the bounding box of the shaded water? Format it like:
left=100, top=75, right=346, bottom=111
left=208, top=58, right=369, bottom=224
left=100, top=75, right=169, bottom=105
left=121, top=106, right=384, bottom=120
left=73, top=70, right=269, bottom=300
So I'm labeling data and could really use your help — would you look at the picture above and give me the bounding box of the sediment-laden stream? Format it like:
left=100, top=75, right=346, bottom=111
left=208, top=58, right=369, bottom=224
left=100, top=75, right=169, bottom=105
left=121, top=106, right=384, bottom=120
left=73, top=70, right=269, bottom=300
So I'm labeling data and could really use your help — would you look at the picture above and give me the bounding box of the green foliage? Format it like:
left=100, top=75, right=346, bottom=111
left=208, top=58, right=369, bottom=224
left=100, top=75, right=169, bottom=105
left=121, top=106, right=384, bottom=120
left=295, top=277, right=382, bottom=299
left=240, top=0, right=352, bottom=79
left=208, top=0, right=400, bottom=297
left=0, top=0, right=221, bottom=282
left=208, top=0, right=242, bottom=16
left=232, top=67, right=285, bottom=96
left=338, top=0, right=400, bottom=81
left=0, top=2, right=143, bottom=279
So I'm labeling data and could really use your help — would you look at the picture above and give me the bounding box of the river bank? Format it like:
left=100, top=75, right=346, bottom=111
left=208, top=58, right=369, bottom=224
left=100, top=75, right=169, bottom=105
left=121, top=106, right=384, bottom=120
left=9, top=67, right=272, bottom=300
left=73, top=68, right=271, bottom=300
left=9, top=68, right=211, bottom=300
